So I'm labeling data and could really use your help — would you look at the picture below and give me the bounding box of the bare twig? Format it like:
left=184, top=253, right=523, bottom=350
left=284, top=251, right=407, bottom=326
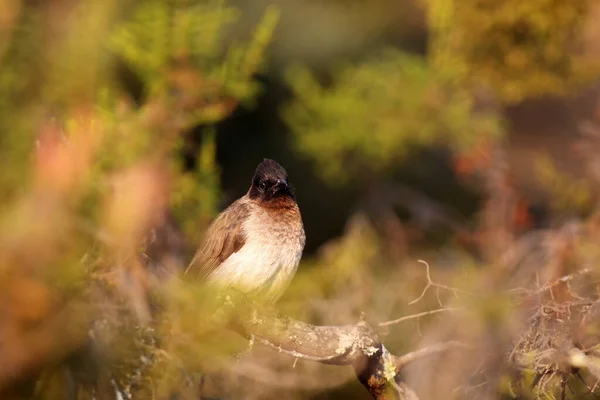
left=409, top=260, right=474, bottom=305
left=232, top=357, right=356, bottom=390
left=379, top=307, right=462, bottom=327
left=394, top=341, right=470, bottom=370
left=530, top=268, right=594, bottom=296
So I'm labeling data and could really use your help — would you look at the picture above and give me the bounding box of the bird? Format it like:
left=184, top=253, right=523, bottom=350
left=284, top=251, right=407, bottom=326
left=185, top=159, right=305, bottom=303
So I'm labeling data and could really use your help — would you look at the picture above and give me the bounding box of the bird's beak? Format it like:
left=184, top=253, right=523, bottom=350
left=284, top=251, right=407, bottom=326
left=273, top=178, right=293, bottom=197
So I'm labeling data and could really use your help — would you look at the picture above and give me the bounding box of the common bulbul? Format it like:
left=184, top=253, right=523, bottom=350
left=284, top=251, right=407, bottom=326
left=185, top=159, right=305, bottom=303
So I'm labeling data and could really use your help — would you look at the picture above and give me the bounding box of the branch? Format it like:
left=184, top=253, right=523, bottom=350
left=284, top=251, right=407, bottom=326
left=221, top=290, right=468, bottom=400
left=221, top=290, right=405, bottom=399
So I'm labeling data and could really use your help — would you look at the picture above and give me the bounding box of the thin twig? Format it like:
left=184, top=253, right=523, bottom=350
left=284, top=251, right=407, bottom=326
left=409, top=260, right=475, bottom=305
left=394, top=341, right=469, bottom=370
left=378, top=307, right=462, bottom=327
left=530, top=268, right=594, bottom=296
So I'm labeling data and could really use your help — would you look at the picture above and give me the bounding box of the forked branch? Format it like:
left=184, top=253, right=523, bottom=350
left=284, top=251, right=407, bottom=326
left=221, top=290, right=463, bottom=400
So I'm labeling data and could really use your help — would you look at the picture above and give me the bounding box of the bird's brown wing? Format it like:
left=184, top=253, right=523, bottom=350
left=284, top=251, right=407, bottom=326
left=185, top=198, right=250, bottom=279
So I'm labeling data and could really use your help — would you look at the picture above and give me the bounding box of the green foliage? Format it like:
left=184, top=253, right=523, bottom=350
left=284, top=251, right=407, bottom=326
left=284, top=0, right=600, bottom=185
left=534, top=153, right=594, bottom=214
left=106, top=0, right=279, bottom=237
left=429, top=0, right=599, bottom=103
left=0, top=1, right=279, bottom=397
left=171, top=128, right=221, bottom=237
left=0, top=9, right=46, bottom=202
left=284, top=50, right=501, bottom=183
left=110, top=0, right=279, bottom=113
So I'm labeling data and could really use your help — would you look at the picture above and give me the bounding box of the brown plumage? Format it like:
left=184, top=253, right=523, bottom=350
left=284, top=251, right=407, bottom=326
left=186, top=159, right=305, bottom=302
left=190, top=199, right=250, bottom=280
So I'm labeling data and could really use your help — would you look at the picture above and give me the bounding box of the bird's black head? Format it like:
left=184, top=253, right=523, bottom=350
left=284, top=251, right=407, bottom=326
left=248, top=159, right=295, bottom=203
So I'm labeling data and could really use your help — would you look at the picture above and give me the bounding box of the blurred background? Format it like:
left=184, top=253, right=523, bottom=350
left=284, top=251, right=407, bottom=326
left=3, top=0, right=600, bottom=399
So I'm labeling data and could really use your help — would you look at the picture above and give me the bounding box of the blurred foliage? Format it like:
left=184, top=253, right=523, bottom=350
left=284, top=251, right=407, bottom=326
left=106, top=0, right=279, bottom=237
left=282, top=0, right=508, bottom=184
left=284, top=50, right=502, bottom=183
left=0, top=0, right=279, bottom=398
left=448, top=0, right=599, bottom=103
left=284, top=0, right=600, bottom=184
left=0, top=0, right=279, bottom=237
left=426, top=0, right=600, bottom=102
left=534, top=154, right=595, bottom=215
left=109, top=0, right=279, bottom=108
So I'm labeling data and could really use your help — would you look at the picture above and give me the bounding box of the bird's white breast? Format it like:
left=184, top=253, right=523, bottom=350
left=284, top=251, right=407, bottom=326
left=206, top=205, right=305, bottom=302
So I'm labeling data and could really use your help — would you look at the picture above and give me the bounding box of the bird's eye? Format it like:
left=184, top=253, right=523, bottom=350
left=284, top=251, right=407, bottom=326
left=258, top=181, right=267, bottom=191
